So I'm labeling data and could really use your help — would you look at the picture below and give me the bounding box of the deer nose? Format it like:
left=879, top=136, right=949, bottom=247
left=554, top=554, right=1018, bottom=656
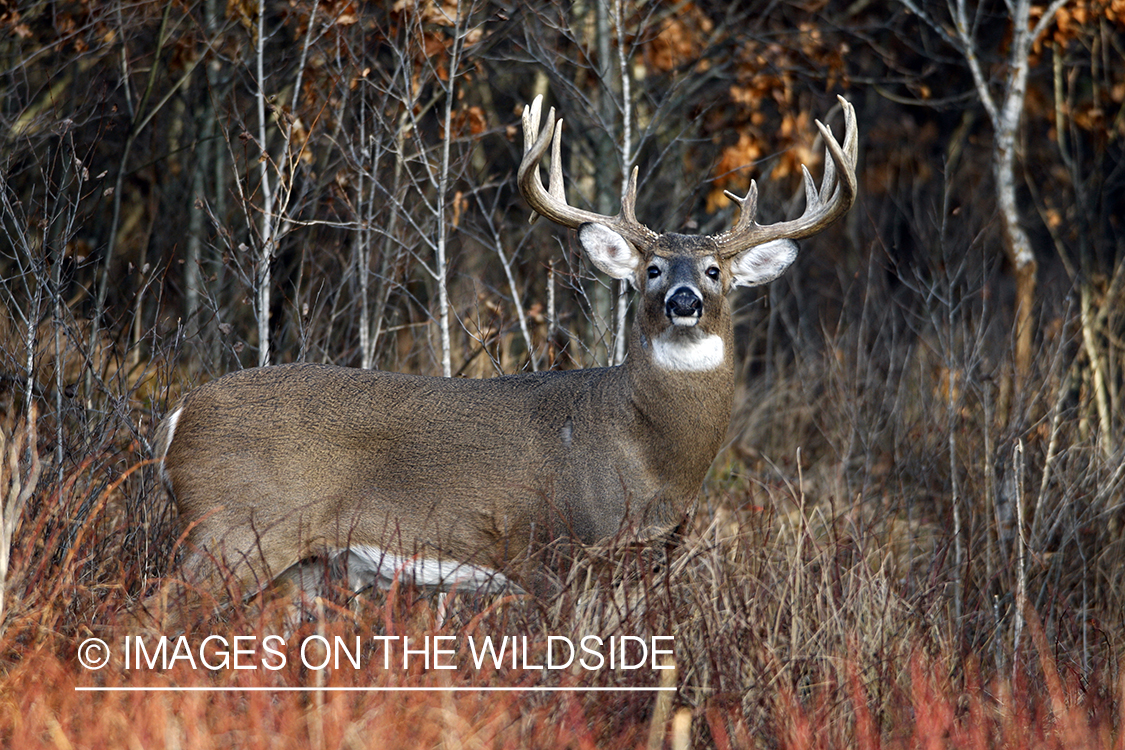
left=666, top=287, right=702, bottom=323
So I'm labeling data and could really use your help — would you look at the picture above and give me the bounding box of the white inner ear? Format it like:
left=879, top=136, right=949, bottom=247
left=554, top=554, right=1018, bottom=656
left=578, top=223, right=639, bottom=282
left=730, top=239, right=798, bottom=288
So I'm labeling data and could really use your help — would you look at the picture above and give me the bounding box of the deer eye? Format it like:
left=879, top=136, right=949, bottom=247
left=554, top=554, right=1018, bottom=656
left=647, top=266, right=661, bottom=279
left=706, top=266, right=721, bottom=280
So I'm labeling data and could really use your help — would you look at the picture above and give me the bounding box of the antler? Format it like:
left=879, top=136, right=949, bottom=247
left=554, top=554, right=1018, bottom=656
left=518, top=95, right=657, bottom=249
left=714, top=96, right=858, bottom=259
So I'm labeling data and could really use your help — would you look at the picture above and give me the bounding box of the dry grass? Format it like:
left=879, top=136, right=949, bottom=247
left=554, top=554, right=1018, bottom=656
left=2, top=324, right=1124, bottom=748
left=4, top=262, right=1125, bottom=747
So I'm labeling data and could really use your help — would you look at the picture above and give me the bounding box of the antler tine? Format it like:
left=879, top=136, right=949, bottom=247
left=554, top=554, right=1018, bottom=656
left=621, top=166, right=642, bottom=225
left=549, top=116, right=566, bottom=201
left=519, top=96, right=553, bottom=223
left=812, top=94, right=859, bottom=209
left=716, top=96, right=859, bottom=258
left=521, top=94, right=544, bottom=157
left=722, top=180, right=759, bottom=238
left=517, top=96, right=656, bottom=247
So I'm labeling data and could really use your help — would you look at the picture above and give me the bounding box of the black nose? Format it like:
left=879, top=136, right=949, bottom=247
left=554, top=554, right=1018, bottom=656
left=666, top=287, right=702, bottom=319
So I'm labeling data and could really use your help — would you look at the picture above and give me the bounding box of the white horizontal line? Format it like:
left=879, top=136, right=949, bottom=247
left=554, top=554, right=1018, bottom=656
left=75, top=686, right=675, bottom=693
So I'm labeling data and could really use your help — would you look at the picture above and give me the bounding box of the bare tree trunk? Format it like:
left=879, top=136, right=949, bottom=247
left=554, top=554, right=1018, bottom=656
left=254, top=0, right=274, bottom=367
left=590, top=0, right=636, bottom=366
left=951, top=0, right=1065, bottom=394
left=0, top=407, right=41, bottom=627
left=611, top=0, right=632, bottom=367
left=591, top=0, right=616, bottom=366
left=433, top=2, right=471, bottom=378
left=992, top=69, right=1038, bottom=393
left=354, top=83, right=373, bottom=369
left=250, top=0, right=315, bottom=367
left=186, top=127, right=207, bottom=323
left=185, top=0, right=220, bottom=331
left=900, top=0, right=1068, bottom=400
left=995, top=137, right=1038, bottom=390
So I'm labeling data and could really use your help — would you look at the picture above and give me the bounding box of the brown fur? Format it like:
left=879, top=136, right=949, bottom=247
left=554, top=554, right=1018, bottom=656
left=159, top=233, right=740, bottom=601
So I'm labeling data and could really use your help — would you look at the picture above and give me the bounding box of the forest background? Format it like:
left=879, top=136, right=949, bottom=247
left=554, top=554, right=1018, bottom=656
left=1, top=0, right=1125, bottom=747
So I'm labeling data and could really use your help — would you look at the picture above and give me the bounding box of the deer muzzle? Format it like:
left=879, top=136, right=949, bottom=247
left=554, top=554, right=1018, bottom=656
left=666, top=286, right=703, bottom=326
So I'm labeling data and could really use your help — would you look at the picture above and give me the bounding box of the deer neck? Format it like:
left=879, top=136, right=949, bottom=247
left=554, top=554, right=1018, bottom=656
left=622, top=314, right=736, bottom=465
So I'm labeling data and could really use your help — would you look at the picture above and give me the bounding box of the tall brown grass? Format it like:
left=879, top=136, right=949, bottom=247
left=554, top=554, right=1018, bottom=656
left=2, top=312, right=1123, bottom=748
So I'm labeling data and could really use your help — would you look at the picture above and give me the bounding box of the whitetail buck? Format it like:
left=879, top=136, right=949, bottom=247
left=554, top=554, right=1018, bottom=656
left=155, top=95, right=857, bottom=608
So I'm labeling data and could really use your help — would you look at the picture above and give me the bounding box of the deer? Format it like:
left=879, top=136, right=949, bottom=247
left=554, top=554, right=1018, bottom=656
left=152, top=94, right=857, bottom=616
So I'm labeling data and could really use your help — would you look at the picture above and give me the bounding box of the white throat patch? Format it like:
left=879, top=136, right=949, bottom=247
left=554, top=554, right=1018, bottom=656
left=650, top=333, right=725, bottom=372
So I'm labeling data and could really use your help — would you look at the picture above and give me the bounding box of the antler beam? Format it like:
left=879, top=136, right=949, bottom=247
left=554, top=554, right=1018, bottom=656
left=715, top=96, right=858, bottom=258
left=518, top=95, right=657, bottom=249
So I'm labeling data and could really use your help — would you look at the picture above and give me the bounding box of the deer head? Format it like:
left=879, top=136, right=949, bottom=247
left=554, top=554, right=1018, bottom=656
left=518, top=94, right=856, bottom=373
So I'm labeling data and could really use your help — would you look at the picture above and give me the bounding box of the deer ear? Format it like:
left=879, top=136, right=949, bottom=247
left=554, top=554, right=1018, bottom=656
left=578, top=223, right=639, bottom=281
left=730, top=239, right=798, bottom=288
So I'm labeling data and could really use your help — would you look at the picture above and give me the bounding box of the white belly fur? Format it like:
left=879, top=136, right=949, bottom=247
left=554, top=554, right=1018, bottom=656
left=343, top=545, right=516, bottom=594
